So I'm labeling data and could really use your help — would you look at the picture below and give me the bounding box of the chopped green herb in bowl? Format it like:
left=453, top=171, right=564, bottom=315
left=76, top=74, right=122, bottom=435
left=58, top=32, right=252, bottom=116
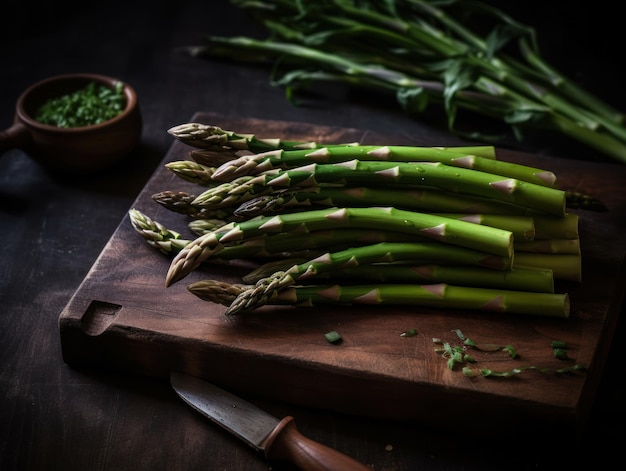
left=35, top=81, right=126, bottom=128
left=9, top=73, right=142, bottom=173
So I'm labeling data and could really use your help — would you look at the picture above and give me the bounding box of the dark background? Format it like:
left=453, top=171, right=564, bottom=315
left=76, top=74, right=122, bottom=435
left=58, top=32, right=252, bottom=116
left=2, top=1, right=625, bottom=470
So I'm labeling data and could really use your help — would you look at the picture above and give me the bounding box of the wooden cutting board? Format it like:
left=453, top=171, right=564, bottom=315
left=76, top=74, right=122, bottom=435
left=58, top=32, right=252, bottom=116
left=59, top=113, right=626, bottom=440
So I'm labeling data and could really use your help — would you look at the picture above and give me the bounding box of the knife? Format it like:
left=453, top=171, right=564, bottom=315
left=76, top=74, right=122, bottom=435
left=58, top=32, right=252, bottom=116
left=170, top=371, right=371, bottom=471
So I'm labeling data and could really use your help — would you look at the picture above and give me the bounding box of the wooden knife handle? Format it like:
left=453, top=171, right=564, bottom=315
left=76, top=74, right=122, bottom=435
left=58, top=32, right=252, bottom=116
left=263, top=416, right=371, bottom=470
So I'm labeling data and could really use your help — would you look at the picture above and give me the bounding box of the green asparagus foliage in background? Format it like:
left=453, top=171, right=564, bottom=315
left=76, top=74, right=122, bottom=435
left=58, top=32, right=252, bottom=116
left=187, top=0, right=626, bottom=164
left=36, top=81, right=126, bottom=128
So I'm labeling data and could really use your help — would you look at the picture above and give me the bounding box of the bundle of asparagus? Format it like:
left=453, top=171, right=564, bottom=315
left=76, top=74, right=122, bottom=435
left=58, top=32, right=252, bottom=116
left=185, top=0, right=626, bottom=165
left=130, top=122, right=595, bottom=318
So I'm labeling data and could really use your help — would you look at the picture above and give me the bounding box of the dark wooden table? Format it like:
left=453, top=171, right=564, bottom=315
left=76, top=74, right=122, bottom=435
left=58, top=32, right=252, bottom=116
left=2, top=1, right=625, bottom=470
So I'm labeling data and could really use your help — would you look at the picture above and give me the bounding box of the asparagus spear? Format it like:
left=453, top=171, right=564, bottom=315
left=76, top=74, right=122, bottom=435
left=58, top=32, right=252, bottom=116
left=128, top=208, right=190, bottom=255
left=165, top=160, right=218, bottom=186
left=514, top=253, right=582, bottom=282
left=188, top=218, right=229, bottom=234
left=130, top=208, right=577, bottom=282
left=189, top=280, right=569, bottom=318
left=167, top=122, right=359, bottom=152
left=190, top=175, right=262, bottom=210
left=243, top=262, right=555, bottom=293
left=432, top=213, right=535, bottom=241
left=233, top=186, right=547, bottom=219
left=211, top=145, right=557, bottom=187
left=130, top=209, right=321, bottom=260
left=515, top=239, right=580, bottom=255
left=131, top=209, right=517, bottom=277
left=165, top=206, right=514, bottom=286
left=214, top=206, right=514, bottom=257
left=168, top=121, right=497, bottom=160
left=284, top=282, right=569, bottom=318
left=533, top=213, right=578, bottom=240
left=189, top=148, right=240, bottom=167
left=151, top=191, right=235, bottom=220
left=222, top=239, right=513, bottom=314
left=194, top=160, right=566, bottom=215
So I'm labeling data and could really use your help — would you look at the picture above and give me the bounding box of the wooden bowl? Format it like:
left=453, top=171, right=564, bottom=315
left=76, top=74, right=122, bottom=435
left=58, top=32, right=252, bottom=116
left=1, top=73, right=142, bottom=174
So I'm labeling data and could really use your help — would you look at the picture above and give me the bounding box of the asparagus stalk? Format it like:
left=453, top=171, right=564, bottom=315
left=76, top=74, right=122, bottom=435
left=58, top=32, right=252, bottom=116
left=233, top=186, right=596, bottom=222
left=271, top=282, right=569, bottom=318
left=244, top=262, right=555, bottom=293
left=130, top=208, right=577, bottom=282
left=130, top=207, right=405, bottom=258
left=165, top=206, right=514, bottom=286
left=133, top=206, right=525, bottom=273
left=151, top=191, right=235, bottom=220
left=214, top=206, right=514, bottom=257
left=191, top=175, right=260, bottom=209
left=168, top=121, right=498, bottom=160
left=219, top=228, right=416, bottom=258
left=128, top=208, right=190, bottom=255
left=165, top=160, right=218, bottom=186
left=514, top=253, right=582, bottom=282
left=222, top=239, right=512, bottom=314
left=188, top=218, right=229, bottom=234
left=533, top=213, right=579, bottom=240
left=233, top=186, right=548, bottom=219
left=130, top=209, right=322, bottom=261
left=211, top=146, right=557, bottom=187
left=130, top=208, right=514, bottom=275
left=189, top=148, right=240, bottom=167
left=167, top=122, right=360, bottom=152
left=189, top=280, right=568, bottom=318
left=515, top=239, right=580, bottom=255
left=432, top=213, right=535, bottom=241
left=155, top=184, right=561, bottom=234
left=194, top=160, right=566, bottom=215
left=188, top=280, right=249, bottom=306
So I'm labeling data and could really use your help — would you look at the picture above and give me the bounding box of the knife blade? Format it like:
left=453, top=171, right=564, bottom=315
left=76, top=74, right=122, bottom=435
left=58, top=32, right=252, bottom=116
left=170, top=371, right=370, bottom=471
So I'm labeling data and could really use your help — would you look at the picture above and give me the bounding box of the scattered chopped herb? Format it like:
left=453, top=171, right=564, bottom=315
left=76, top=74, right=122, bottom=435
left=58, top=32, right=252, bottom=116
left=551, top=340, right=571, bottom=360
left=35, top=81, right=126, bottom=128
left=437, top=330, right=587, bottom=378
left=553, top=348, right=570, bottom=360
left=453, top=329, right=466, bottom=341
left=464, top=353, right=476, bottom=364
left=452, top=329, right=517, bottom=357
left=324, top=330, right=342, bottom=344
left=400, top=328, right=417, bottom=338
left=465, top=364, right=588, bottom=378
left=501, top=345, right=518, bottom=359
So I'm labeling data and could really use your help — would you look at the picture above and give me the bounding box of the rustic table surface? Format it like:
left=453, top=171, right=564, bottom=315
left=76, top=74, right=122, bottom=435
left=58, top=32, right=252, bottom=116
left=2, top=1, right=625, bottom=470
